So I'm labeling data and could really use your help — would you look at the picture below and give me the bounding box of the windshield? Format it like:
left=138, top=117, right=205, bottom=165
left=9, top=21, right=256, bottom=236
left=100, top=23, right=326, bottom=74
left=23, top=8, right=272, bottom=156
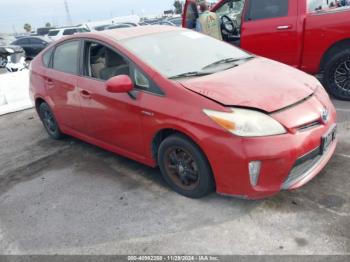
left=122, top=30, right=250, bottom=78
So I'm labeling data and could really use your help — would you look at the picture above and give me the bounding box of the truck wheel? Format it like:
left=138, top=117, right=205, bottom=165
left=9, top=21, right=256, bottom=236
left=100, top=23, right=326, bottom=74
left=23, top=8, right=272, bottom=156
left=39, top=102, right=64, bottom=140
left=323, top=49, right=350, bottom=101
left=158, top=134, right=215, bottom=198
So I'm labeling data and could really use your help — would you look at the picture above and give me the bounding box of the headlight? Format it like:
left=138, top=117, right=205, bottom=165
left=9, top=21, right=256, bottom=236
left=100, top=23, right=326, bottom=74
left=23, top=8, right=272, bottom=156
left=5, top=48, right=14, bottom=54
left=203, top=108, right=286, bottom=137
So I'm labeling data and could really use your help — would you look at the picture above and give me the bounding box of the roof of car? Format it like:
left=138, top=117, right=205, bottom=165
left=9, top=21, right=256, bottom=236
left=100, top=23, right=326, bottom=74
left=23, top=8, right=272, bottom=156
left=50, top=25, right=84, bottom=30
left=87, top=25, right=182, bottom=41
left=17, top=36, right=48, bottom=41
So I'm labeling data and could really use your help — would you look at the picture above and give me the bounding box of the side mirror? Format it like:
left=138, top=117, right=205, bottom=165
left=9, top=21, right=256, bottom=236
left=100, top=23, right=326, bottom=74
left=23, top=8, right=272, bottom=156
left=106, top=75, right=134, bottom=93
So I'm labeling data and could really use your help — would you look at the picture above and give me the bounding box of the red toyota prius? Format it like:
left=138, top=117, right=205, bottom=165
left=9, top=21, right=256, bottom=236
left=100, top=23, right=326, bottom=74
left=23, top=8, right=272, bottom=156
left=29, top=26, right=337, bottom=199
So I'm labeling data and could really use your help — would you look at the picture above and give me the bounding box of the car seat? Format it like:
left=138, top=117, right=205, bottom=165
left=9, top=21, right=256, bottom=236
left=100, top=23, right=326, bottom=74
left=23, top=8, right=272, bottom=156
left=100, top=49, right=129, bottom=80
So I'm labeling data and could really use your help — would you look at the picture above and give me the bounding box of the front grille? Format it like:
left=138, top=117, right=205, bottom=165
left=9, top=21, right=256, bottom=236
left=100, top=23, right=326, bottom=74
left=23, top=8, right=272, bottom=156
left=282, top=147, right=322, bottom=190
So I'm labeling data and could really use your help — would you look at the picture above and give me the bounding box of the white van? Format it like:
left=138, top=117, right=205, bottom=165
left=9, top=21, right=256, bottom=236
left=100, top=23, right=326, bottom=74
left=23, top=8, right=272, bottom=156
left=47, top=26, right=89, bottom=41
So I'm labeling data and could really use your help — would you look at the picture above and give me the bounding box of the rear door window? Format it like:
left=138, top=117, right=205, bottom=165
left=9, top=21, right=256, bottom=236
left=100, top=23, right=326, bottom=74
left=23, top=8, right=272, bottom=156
left=52, top=40, right=80, bottom=74
left=63, top=29, right=78, bottom=35
left=84, top=41, right=129, bottom=81
left=245, top=0, right=289, bottom=21
left=48, top=30, right=59, bottom=36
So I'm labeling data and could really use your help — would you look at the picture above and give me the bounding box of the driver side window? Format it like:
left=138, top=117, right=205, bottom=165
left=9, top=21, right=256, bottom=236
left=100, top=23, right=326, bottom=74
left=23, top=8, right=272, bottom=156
left=245, top=0, right=289, bottom=21
left=216, top=0, right=245, bottom=17
left=85, top=41, right=129, bottom=81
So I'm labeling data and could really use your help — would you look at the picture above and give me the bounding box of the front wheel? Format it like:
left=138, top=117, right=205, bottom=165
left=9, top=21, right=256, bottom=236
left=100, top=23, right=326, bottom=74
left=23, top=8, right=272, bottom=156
left=38, top=102, right=64, bottom=140
left=323, top=49, right=350, bottom=101
left=158, top=134, right=215, bottom=198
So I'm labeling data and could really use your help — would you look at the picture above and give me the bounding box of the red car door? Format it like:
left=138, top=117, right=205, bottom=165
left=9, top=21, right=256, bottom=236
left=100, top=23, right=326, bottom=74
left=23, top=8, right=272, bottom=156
left=76, top=41, right=145, bottom=157
left=240, top=0, right=300, bottom=67
left=46, top=40, right=85, bottom=132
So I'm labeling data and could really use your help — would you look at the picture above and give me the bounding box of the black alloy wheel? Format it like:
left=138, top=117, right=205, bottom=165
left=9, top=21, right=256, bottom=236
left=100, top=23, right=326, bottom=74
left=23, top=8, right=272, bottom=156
left=39, top=102, right=64, bottom=140
left=158, top=134, right=215, bottom=198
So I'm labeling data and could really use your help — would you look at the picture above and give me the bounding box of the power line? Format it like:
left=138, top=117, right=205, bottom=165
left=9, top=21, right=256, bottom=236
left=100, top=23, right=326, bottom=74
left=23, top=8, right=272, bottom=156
left=64, top=0, right=73, bottom=26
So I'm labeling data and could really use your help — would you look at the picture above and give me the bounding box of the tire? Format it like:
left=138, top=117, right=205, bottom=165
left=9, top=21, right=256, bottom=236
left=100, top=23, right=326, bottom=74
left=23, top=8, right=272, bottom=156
left=38, top=102, right=64, bottom=140
left=323, top=49, right=350, bottom=101
left=158, top=134, right=215, bottom=198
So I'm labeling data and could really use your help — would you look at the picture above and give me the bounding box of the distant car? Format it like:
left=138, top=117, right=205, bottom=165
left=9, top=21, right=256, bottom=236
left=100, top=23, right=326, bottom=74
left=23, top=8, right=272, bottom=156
left=30, top=26, right=337, bottom=199
left=158, top=21, right=177, bottom=26
left=11, top=36, right=51, bottom=59
left=167, top=17, right=182, bottom=27
left=48, top=26, right=89, bottom=41
left=93, top=24, right=111, bottom=31
left=0, top=43, right=26, bottom=71
left=106, top=23, right=136, bottom=30
left=142, top=18, right=163, bottom=25
left=150, top=18, right=182, bottom=27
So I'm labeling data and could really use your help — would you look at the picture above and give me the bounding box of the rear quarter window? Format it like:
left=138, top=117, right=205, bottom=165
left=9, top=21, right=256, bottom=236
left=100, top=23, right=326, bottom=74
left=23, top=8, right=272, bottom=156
left=42, top=48, right=53, bottom=67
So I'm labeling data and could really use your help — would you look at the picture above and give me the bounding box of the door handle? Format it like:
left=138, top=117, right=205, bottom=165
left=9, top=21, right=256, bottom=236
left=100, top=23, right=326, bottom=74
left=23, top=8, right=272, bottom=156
left=141, top=110, right=154, bottom=116
left=45, top=78, right=54, bottom=89
left=276, top=25, right=292, bottom=30
left=80, top=89, right=91, bottom=99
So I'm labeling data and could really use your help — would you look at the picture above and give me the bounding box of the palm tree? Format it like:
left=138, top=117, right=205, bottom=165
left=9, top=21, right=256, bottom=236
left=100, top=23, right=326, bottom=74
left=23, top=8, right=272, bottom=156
left=45, top=22, right=52, bottom=28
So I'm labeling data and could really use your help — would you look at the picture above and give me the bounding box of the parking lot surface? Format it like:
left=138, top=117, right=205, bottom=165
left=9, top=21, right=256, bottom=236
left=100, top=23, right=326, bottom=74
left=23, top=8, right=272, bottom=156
left=0, top=97, right=349, bottom=255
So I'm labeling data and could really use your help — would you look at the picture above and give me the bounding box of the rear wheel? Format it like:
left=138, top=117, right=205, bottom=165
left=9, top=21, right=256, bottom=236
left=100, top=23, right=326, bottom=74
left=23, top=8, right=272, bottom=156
left=158, top=134, right=215, bottom=198
left=323, top=49, right=350, bottom=101
left=38, top=102, right=64, bottom=140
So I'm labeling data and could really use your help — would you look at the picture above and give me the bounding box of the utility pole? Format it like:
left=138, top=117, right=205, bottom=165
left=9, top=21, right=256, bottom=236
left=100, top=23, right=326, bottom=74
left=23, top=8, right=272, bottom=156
left=64, top=0, right=73, bottom=26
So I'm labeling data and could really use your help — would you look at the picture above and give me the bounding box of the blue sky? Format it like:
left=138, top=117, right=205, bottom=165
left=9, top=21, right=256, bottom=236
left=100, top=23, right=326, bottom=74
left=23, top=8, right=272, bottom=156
left=0, top=0, right=175, bottom=33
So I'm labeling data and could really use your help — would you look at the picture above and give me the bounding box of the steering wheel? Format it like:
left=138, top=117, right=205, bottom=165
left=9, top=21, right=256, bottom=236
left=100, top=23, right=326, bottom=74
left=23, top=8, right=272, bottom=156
left=220, top=15, right=238, bottom=36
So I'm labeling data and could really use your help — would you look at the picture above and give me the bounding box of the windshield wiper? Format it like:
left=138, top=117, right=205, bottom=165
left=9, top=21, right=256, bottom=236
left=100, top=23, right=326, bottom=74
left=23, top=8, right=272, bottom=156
left=169, top=71, right=212, bottom=79
left=202, top=56, right=254, bottom=70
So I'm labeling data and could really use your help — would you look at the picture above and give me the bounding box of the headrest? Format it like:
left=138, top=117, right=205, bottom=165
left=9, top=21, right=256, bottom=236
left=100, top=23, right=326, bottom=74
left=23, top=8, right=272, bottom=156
left=105, top=48, right=125, bottom=67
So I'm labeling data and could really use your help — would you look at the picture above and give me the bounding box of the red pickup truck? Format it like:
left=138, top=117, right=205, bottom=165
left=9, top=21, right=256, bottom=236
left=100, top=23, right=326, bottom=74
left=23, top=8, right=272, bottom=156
left=183, top=0, right=350, bottom=100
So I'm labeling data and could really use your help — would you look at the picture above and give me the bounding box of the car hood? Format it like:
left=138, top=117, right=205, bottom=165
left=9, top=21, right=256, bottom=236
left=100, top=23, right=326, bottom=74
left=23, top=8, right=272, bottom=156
left=179, top=57, right=317, bottom=112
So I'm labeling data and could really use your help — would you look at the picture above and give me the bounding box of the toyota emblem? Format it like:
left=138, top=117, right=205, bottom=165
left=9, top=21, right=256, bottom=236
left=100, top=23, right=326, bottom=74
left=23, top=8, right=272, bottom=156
left=321, top=108, right=329, bottom=123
